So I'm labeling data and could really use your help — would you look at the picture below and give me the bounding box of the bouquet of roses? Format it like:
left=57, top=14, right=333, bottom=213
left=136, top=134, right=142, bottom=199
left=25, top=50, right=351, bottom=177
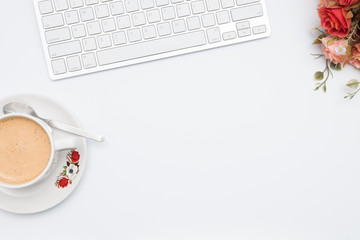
left=313, top=0, right=360, bottom=99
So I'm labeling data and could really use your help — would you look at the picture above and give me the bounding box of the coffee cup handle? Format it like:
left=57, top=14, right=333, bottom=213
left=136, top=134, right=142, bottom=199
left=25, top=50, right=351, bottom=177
left=54, top=137, right=76, bottom=151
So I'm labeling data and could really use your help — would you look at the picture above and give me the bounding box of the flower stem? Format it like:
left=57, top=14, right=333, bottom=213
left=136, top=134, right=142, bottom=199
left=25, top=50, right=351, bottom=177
left=315, top=60, right=332, bottom=92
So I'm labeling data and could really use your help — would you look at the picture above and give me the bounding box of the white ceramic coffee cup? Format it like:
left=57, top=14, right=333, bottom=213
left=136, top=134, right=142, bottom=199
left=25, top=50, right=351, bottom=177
left=0, top=113, right=76, bottom=189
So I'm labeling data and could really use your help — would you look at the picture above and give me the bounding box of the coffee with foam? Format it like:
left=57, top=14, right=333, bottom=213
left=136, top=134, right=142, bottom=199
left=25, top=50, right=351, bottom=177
left=0, top=116, right=51, bottom=185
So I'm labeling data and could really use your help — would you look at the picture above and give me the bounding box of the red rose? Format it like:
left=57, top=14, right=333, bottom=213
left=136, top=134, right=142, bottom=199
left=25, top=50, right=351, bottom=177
left=58, top=177, right=69, bottom=188
left=318, top=6, right=351, bottom=38
left=336, top=0, right=359, bottom=7
left=71, top=150, right=80, bottom=163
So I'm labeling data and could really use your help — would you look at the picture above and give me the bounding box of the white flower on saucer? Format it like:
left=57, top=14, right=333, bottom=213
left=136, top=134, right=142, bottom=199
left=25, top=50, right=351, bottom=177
left=66, top=164, right=78, bottom=182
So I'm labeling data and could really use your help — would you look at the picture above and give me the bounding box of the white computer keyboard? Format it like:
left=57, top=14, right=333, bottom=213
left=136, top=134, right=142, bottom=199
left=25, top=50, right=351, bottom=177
left=33, top=0, right=270, bottom=80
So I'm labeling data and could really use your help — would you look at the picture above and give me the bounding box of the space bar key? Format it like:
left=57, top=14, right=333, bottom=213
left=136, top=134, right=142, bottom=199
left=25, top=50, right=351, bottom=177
left=97, top=31, right=207, bottom=66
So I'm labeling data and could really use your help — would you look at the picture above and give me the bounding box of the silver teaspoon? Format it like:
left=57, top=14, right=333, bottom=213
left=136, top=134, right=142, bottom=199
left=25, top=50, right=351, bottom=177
left=3, top=102, right=104, bottom=142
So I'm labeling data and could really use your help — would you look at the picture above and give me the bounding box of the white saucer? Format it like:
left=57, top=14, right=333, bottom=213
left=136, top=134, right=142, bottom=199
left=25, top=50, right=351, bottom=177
left=0, top=94, right=87, bottom=214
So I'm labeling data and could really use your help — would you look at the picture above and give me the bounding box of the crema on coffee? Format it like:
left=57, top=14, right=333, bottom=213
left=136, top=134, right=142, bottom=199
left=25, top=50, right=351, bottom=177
left=0, top=116, right=51, bottom=185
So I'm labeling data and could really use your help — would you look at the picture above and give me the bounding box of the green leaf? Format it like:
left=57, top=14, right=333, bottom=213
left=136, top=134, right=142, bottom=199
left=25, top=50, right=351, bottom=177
left=313, top=38, right=322, bottom=45
left=313, top=33, right=327, bottom=45
left=330, top=62, right=342, bottom=71
left=346, top=79, right=360, bottom=89
left=314, top=71, right=324, bottom=80
left=323, top=84, right=327, bottom=93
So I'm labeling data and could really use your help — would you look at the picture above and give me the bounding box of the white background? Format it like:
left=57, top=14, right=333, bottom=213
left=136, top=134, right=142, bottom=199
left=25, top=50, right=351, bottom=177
left=1, top=0, right=360, bottom=239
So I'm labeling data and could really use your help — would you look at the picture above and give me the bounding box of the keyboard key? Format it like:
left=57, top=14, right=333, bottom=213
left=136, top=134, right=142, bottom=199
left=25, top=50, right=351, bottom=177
left=236, top=21, right=250, bottom=29
left=142, top=25, right=157, bottom=39
left=157, top=22, right=171, bottom=37
left=157, top=22, right=171, bottom=36
left=140, top=0, right=155, bottom=9
left=67, top=55, right=82, bottom=72
left=238, top=28, right=251, bottom=37
left=162, top=6, right=176, bottom=20
left=83, top=37, right=97, bottom=51
left=156, top=0, right=169, bottom=7
left=236, top=0, right=259, bottom=6
left=80, top=7, right=95, bottom=21
left=52, top=59, right=67, bottom=75
left=147, top=9, right=161, bottom=23
left=205, top=0, right=220, bottom=11
left=132, top=12, right=146, bottom=26
left=72, top=24, right=86, bottom=38
left=45, top=27, right=71, bottom=43
left=117, top=15, right=131, bottom=28
left=54, top=0, right=69, bottom=11
left=176, top=3, right=190, bottom=17
left=127, top=28, right=142, bottom=42
left=186, top=16, right=201, bottom=30
left=49, top=40, right=82, bottom=58
left=82, top=53, right=97, bottom=68
left=95, top=4, right=110, bottom=18
left=39, top=1, right=53, bottom=14
left=253, top=25, right=266, bottom=34
left=97, top=34, right=112, bottom=48
left=85, top=0, right=99, bottom=5
left=69, top=0, right=84, bottom=8
left=221, top=0, right=234, bottom=8
left=110, top=1, right=125, bottom=15
left=124, top=0, right=140, bottom=12
left=231, top=4, right=263, bottom=21
left=112, top=31, right=127, bottom=45
left=222, top=31, right=236, bottom=40
left=97, top=31, right=206, bottom=65
left=216, top=10, right=229, bottom=24
left=201, top=13, right=215, bottom=27
left=65, top=10, right=80, bottom=24
left=102, top=18, right=116, bottom=32
left=206, top=27, right=220, bottom=43
left=172, top=19, right=186, bottom=33
left=42, top=14, right=64, bottom=29
left=101, top=0, right=113, bottom=2
left=87, top=21, right=102, bottom=34
left=191, top=1, right=205, bottom=14
left=171, top=0, right=184, bottom=3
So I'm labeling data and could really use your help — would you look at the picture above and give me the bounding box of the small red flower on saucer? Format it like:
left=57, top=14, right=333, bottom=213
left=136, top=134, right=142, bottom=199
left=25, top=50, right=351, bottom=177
left=70, top=150, right=80, bottom=163
left=55, top=149, right=80, bottom=189
left=58, top=177, right=69, bottom=188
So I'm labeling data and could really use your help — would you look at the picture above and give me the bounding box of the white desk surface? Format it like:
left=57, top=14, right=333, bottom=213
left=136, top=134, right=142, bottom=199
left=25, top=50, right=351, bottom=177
left=1, top=0, right=360, bottom=239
